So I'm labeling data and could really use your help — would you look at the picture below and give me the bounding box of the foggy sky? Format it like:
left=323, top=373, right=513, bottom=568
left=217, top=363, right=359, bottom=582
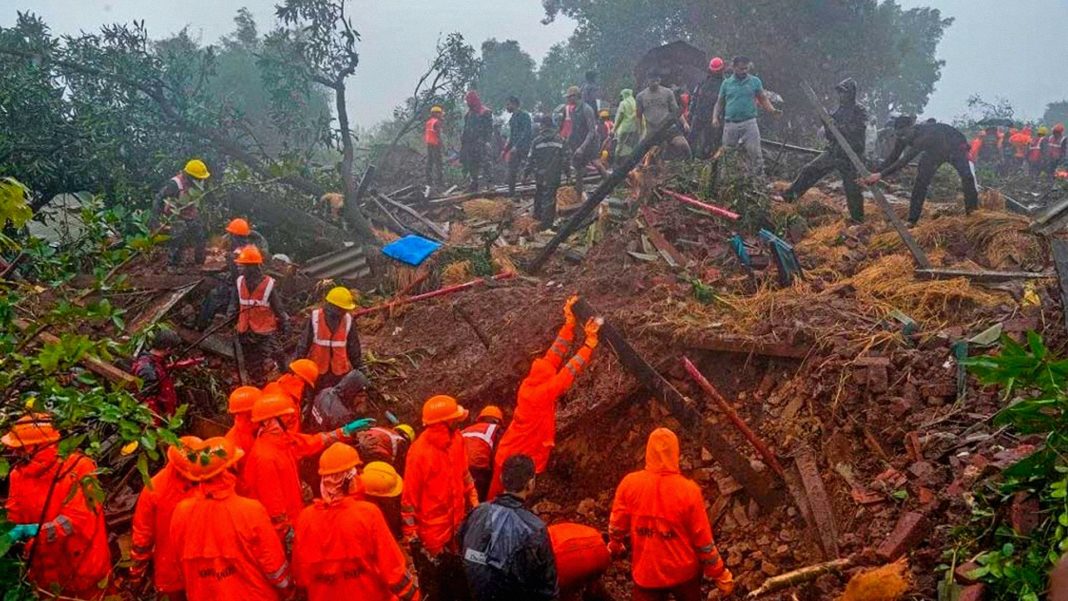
left=5, top=1, right=1068, bottom=125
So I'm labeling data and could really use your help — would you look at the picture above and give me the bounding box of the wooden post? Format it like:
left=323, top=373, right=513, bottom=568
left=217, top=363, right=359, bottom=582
left=800, top=83, right=931, bottom=269
left=526, top=124, right=674, bottom=272
left=573, top=299, right=783, bottom=510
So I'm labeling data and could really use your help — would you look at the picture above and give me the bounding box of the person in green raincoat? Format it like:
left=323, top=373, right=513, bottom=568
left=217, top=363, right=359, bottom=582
left=613, top=89, right=638, bottom=164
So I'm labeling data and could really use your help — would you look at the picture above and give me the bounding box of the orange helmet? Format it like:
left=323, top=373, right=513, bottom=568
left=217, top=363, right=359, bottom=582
left=190, top=436, right=244, bottom=481
left=289, top=359, right=320, bottom=387
left=478, top=405, right=503, bottom=421
left=1, top=413, right=61, bottom=448
left=228, top=386, right=261, bottom=414
left=167, top=435, right=204, bottom=479
left=318, top=442, right=363, bottom=475
left=251, top=393, right=296, bottom=423
left=1056, top=123, right=1066, bottom=134
left=421, top=394, right=468, bottom=426
left=234, top=245, right=263, bottom=265
left=226, top=218, right=251, bottom=236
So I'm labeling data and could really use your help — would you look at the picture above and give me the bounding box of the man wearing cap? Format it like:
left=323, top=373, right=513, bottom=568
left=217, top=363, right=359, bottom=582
left=293, top=443, right=420, bottom=601
left=228, top=245, right=289, bottom=384
left=170, top=436, right=293, bottom=600
left=425, top=105, right=446, bottom=190
left=689, top=57, right=728, bottom=159
left=402, top=394, right=479, bottom=601
left=152, top=158, right=212, bottom=268
left=782, top=78, right=868, bottom=222
left=563, top=85, right=601, bottom=201
left=462, top=405, right=505, bottom=500
left=3, top=414, right=111, bottom=599
left=130, top=436, right=203, bottom=597
left=296, top=286, right=362, bottom=390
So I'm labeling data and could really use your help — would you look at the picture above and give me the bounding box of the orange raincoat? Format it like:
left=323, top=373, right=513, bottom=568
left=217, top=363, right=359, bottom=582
left=294, top=496, right=419, bottom=601
left=5, top=446, right=110, bottom=598
left=401, top=424, right=477, bottom=554
left=130, top=462, right=198, bottom=593
left=608, top=428, right=725, bottom=589
left=170, top=472, right=291, bottom=601
left=489, top=322, right=591, bottom=498
left=241, top=427, right=342, bottom=541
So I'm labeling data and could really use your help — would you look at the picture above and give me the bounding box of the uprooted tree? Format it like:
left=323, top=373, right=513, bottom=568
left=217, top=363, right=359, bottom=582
left=0, top=5, right=378, bottom=244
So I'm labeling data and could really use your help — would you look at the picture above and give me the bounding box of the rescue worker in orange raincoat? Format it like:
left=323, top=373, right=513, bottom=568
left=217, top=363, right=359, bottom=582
left=461, top=405, right=505, bottom=500
left=550, top=522, right=613, bottom=601
left=296, top=286, right=362, bottom=390
left=170, top=436, right=293, bottom=601
left=488, top=296, right=601, bottom=499
left=402, top=394, right=479, bottom=601
left=3, top=414, right=111, bottom=599
left=225, top=385, right=261, bottom=456
left=197, top=216, right=272, bottom=329
left=227, top=245, right=289, bottom=384
left=608, top=428, right=733, bottom=601
left=129, top=436, right=203, bottom=598
left=241, top=393, right=375, bottom=548
left=273, top=358, right=320, bottom=423
left=293, top=442, right=420, bottom=601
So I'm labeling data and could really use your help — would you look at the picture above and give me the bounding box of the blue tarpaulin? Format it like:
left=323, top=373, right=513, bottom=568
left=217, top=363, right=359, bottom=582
left=381, top=234, right=443, bottom=266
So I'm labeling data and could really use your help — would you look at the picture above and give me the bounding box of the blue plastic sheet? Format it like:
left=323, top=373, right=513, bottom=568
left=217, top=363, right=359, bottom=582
left=381, top=234, right=443, bottom=266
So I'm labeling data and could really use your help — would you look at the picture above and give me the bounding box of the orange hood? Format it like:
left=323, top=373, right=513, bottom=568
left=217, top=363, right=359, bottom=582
left=644, top=428, right=680, bottom=474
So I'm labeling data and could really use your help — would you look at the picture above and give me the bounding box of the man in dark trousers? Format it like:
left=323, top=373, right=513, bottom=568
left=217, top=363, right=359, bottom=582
left=460, top=454, right=558, bottom=601
left=504, top=96, right=534, bottom=198
left=525, top=114, right=568, bottom=230
left=688, top=57, right=727, bottom=159
left=295, top=286, right=362, bottom=390
left=227, top=245, right=288, bottom=384
left=461, top=90, right=494, bottom=192
left=782, top=78, right=868, bottom=222
left=861, top=115, right=979, bottom=226
left=151, top=159, right=211, bottom=267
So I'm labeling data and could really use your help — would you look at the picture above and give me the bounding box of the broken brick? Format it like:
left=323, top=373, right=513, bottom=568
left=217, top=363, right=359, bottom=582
left=905, top=431, right=923, bottom=462
left=958, top=584, right=985, bottom=601
left=1010, top=491, right=1041, bottom=536
left=918, top=487, right=936, bottom=505
left=876, top=511, right=929, bottom=561
left=954, top=561, right=983, bottom=585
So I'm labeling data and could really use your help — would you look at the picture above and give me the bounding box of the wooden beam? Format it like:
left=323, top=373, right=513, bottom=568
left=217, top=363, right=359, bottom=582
left=573, top=299, right=783, bottom=510
left=761, top=139, right=823, bottom=156
left=801, top=83, right=931, bottom=269
left=668, top=333, right=811, bottom=360
left=915, top=267, right=1053, bottom=282
left=13, top=319, right=137, bottom=386
left=527, top=124, right=674, bottom=272
left=377, top=193, right=447, bottom=240
left=638, top=207, right=687, bottom=268
left=794, top=448, right=840, bottom=558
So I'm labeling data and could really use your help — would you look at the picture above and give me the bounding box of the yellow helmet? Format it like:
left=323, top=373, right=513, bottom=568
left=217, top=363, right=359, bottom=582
left=431, top=105, right=444, bottom=114
left=325, top=286, right=356, bottom=311
left=360, top=461, right=404, bottom=497
left=1039, top=126, right=1050, bottom=136
left=183, top=159, right=210, bottom=180
left=598, top=109, right=610, bottom=119
left=396, top=424, right=415, bottom=441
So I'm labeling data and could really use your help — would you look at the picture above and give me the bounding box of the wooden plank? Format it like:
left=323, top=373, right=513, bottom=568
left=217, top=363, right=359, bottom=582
left=795, top=448, right=840, bottom=558
left=527, top=124, right=675, bottom=272
left=674, top=334, right=812, bottom=359
left=761, top=139, right=823, bottom=156
left=801, top=83, right=931, bottom=269
left=173, top=325, right=235, bottom=360
left=573, top=299, right=783, bottom=510
left=915, top=268, right=1053, bottom=282
left=377, top=193, right=447, bottom=240
left=638, top=208, right=686, bottom=268
left=1051, top=239, right=1068, bottom=336
left=1031, top=196, right=1068, bottom=227
left=126, top=281, right=201, bottom=333
left=13, top=319, right=137, bottom=386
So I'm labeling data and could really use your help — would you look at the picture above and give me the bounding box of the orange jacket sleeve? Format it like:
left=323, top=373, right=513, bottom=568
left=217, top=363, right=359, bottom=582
left=686, top=484, right=724, bottom=577
left=400, top=448, right=422, bottom=540
left=549, top=343, right=593, bottom=398
left=542, top=322, right=576, bottom=369
left=251, top=452, right=296, bottom=537
left=607, top=476, right=631, bottom=543
left=129, top=485, right=158, bottom=566
left=40, top=457, right=104, bottom=544
left=291, top=429, right=343, bottom=458
left=371, top=505, right=420, bottom=601
left=968, top=137, right=982, bottom=163
left=240, top=500, right=292, bottom=590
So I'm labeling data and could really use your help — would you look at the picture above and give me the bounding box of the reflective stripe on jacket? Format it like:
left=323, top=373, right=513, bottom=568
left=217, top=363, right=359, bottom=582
left=307, top=308, right=353, bottom=376
left=237, top=275, right=278, bottom=334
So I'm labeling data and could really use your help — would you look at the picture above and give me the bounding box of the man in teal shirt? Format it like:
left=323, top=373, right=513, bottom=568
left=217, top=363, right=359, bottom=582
left=713, top=56, right=781, bottom=176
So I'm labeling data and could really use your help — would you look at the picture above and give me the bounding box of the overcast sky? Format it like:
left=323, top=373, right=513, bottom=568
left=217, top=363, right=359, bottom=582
left=5, top=1, right=1068, bottom=125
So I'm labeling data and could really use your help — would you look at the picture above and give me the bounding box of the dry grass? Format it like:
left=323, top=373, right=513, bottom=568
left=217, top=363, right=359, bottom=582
left=490, top=246, right=519, bottom=274
left=556, top=186, right=581, bottom=210
left=441, top=260, right=473, bottom=286
left=838, top=559, right=911, bottom=601
left=448, top=221, right=473, bottom=245
left=462, top=198, right=512, bottom=221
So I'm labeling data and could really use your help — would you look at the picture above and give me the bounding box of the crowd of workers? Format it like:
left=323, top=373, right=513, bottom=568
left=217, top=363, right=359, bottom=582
left=4, top=269, right=734, bottom=600
left=967, top=122, right=1067, bottom=178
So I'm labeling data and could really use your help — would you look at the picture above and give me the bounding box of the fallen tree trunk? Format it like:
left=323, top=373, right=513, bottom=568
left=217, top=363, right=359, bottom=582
left=745, top=557, right=854, bottom=599
left=13, top=319, right=137, bottom=386
left=573, top=299, right=783, bottom=511
left=526, top=124, right=674, bottom=272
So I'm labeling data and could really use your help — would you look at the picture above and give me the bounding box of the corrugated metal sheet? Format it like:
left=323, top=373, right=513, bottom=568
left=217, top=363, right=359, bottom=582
left=301, top=244, right=371, bottom=280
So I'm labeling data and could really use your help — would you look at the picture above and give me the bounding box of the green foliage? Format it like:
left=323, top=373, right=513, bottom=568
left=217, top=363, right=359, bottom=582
left=476, top=39, right=538, bottom=111
left=953, top=332, right=1068, bottom=599
left=1044, top=101, right=1068, bottom=128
